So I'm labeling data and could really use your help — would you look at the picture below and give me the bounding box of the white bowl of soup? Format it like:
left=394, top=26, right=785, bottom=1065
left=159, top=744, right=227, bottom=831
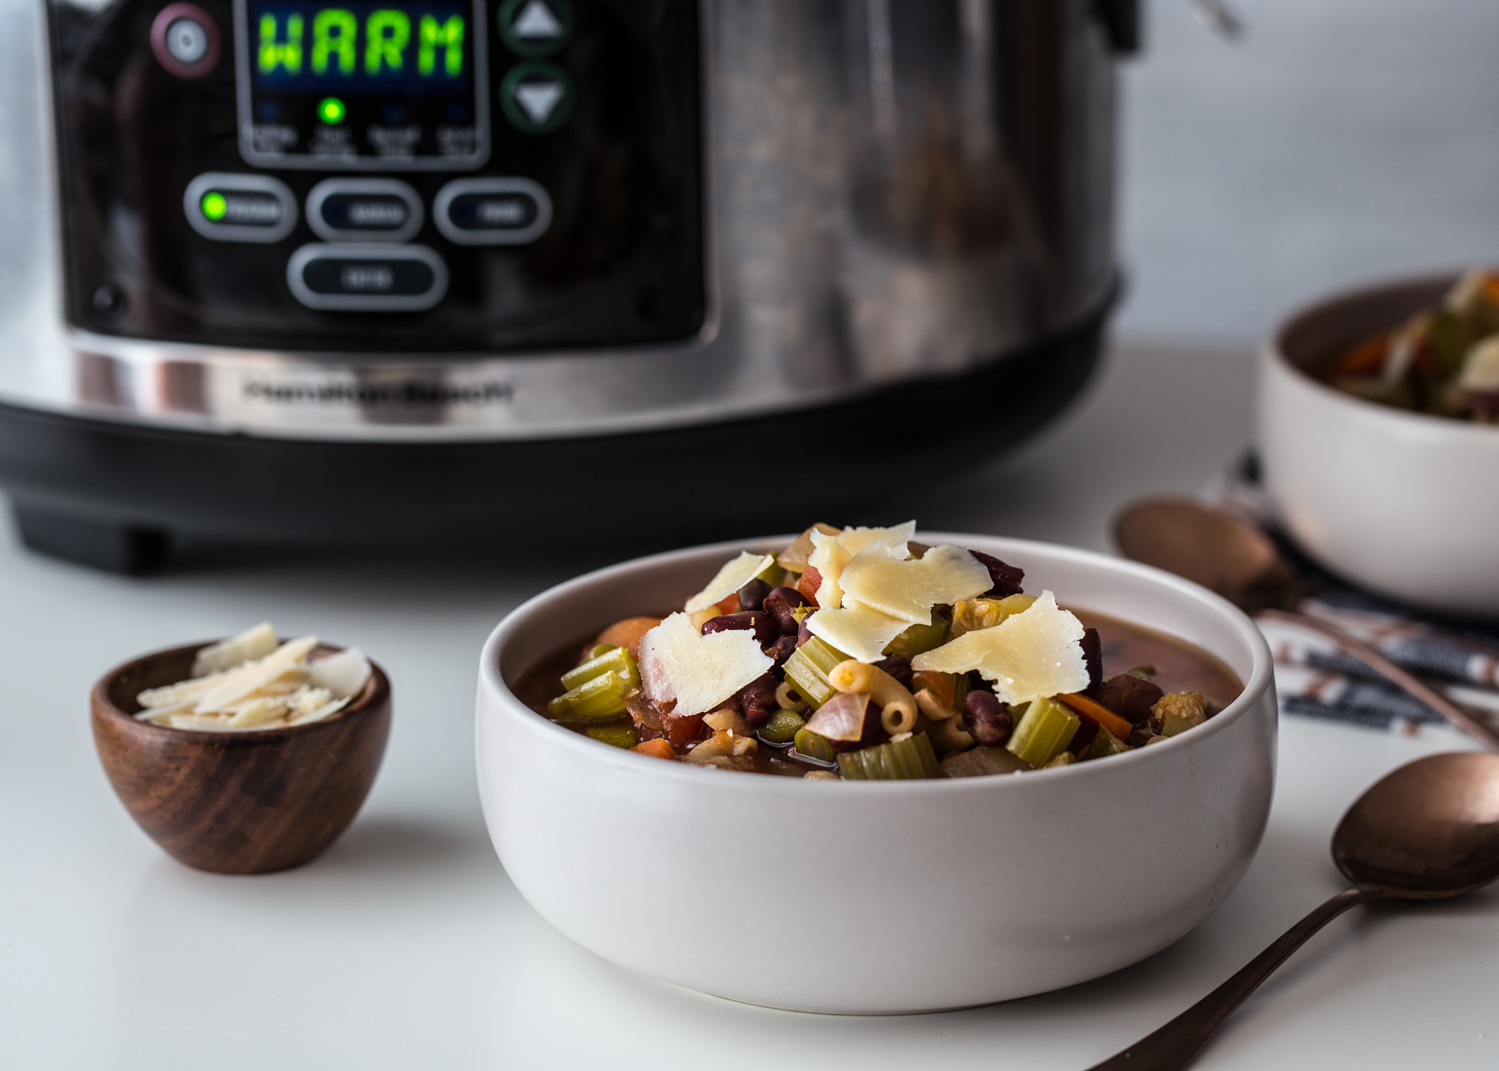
left=475, top=534, right=1276, bottom=1014
left=1259, top=272, right=1499, bottom=614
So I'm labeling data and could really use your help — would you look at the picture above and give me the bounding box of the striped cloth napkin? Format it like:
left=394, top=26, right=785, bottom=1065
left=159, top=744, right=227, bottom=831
left=1206, top=453, right=1499, bottom=737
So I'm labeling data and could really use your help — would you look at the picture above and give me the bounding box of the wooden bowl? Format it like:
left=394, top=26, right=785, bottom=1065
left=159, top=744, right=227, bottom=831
left=91, top=641, right=392, bottom=874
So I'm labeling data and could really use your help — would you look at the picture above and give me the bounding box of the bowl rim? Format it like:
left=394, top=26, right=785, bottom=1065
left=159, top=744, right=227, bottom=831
left=478, top=532, right=1275, bottom=794
left=92, top=639, right=390, bottom=741
left=1267, top=269, right=1499, bottom=442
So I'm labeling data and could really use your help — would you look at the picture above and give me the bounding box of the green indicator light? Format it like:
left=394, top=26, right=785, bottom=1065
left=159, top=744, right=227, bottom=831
left=201, top=191, right=228, bottom=221
left=317, top=96, right=346, bottom=124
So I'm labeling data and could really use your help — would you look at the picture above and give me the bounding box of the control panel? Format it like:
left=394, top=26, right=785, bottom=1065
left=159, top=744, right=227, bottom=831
left=47, top=0, right=704, bottom=351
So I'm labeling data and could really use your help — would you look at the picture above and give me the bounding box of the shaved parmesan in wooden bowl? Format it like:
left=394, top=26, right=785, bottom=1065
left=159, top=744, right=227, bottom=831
left=91, top=632, right=390, bottom=874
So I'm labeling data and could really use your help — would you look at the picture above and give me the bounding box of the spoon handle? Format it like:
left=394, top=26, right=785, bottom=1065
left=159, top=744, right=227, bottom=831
left=1258, top=609, right=1499, bottom=751
left=1085, top=886, right=1374, bottom=1071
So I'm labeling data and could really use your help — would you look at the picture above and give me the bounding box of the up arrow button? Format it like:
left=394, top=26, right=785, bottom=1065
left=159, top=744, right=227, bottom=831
left=499, top=0, right=573, bottom=57
left=500, top=62, right=575, bottom=133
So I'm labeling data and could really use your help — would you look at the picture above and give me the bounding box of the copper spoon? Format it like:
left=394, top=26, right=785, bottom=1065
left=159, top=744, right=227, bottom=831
left=1114, top=499, right=1499, bottom=751
left=1088, top=750, right=1499, bottom=1071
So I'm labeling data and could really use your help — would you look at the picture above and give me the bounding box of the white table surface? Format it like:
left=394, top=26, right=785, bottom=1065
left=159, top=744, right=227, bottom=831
left=2, top=344, right=1494, bottom=1070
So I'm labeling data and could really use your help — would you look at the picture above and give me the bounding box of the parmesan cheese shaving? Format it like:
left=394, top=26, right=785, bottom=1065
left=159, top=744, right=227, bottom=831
left=805, top=600, right=913, bottom=663
left=1458, top=334, right=1499, bottom=392
left=911, top=591, right=1089, bottom=705
left=807, top=521, right=915, bottom=610
left=839, top=543, right=992, bottom=625
left=134, top=625, right=371, bottom=733
left=307, top=647, right=372, bottom=699
left=195, top=637, right=319, bottom=713
left=684, top=551, right=776, bottom=613
left=191, top=622, right=278, bottom=677
left=638, top=612, right=774, bottom=716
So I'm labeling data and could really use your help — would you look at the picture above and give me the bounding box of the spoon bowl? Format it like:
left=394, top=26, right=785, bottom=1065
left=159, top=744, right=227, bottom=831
left=1114, top=498, right=1299, bottom=613
left=1114, top=498, right=1499, bottom=751
left=1334, top=751, right=1499, bottom=897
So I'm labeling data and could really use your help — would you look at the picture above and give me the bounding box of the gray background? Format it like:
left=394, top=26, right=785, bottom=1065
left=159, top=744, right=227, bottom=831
left=1119, top=0, right=1499, bottom=347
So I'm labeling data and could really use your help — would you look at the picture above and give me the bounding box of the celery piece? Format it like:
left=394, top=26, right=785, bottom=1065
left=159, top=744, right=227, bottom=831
left=548, top=668, right=637, bottom=722
left=1429, top=309, right=1471, bottom=376
left=792, top=728, right=837, bottom=764
left=837, top=733, right=941, bottom=780
left=587, top=724, right=638, bottom=749
left=756, top=561, right=787, bottom=588
left=883, top=617, right=949, bottom=660
left=1126, top=664, right=1157, bottom=678
left=561, top=646, right=641, bottom=693
left=1006, top=696, right=1080, bottom=767
left=1082, top=726, right=1132, bottom=761
left=782, top=636, right=852, bottom=708
left=1043, top=750, right=1077, bottom=768
left=586, top=643, right=617, bottom=661
left=759, top=709, right=806, bottom=746
left=995, top=593, right=1037, bottom=617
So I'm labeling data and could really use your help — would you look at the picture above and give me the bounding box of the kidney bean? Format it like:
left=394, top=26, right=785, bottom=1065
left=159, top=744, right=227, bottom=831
left=765, top=586, right=808, bottom=635
left=963, top=689, right=1013, bottom=747
left=873, top=655, right=913, bottom=691
left=968, top=550, right=1025, bottom=598
left=737, top=578, right=770, bottom=612
left=702, top=611, right=778, bottom=647
left=1081, top=627, right=1102, bottom=691
left=764, top=633, right=797, bottom=666
left=1094, top=673, right=1164, bottom=726
left=737, top=673, right=778, bottom=726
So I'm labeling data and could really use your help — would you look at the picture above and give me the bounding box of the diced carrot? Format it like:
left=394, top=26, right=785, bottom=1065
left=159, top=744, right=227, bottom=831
left=595, top=616, right=661, bottom=660
left=1330, top=330, right=1393, bottom=377
left=716, top=592, right=740, bottom=615
left=797, top=566, right=822, bottom=607
left=631, top=738, right=677, bottom=760
left=1056, top=692, right=1133, bottom=741
left=911, top=670, right=956, bottom=709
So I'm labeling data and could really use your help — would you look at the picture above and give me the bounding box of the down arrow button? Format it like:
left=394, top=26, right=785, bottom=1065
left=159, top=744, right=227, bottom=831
left=500, top=61, right=575, bottom=134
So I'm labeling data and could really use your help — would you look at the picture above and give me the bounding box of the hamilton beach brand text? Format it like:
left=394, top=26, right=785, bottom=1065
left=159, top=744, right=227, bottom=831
left=241, top=378, right=514, bottom=406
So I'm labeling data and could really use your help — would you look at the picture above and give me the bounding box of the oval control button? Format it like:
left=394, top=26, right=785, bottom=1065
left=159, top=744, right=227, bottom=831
left=434, top=177, right=552, bottom=246
left=306, top=179, right=424, bottom=243
left=184, top=173, right=297, bottom=243
left=287, top=244, right=448, bottom=311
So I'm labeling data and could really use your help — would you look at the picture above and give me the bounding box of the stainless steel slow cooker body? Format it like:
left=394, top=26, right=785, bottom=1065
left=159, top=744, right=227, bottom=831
left=0, top=0, right=1130, bottom=569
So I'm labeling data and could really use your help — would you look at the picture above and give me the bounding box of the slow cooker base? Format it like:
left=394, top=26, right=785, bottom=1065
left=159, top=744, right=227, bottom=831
left=0, top=312, right=1106, bottom=573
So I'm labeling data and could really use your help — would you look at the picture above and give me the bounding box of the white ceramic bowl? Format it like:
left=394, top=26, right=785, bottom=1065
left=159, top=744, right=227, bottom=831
left=476, top=535, right=1276, bottom=1014
left=1258, top=274, right=1499, bottom=615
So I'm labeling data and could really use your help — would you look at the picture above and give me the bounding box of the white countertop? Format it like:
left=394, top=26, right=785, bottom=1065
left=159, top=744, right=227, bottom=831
left=2, top=344, right=1494, bottom=1070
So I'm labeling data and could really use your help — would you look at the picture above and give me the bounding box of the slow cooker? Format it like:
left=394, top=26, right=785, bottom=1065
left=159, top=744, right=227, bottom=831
left=0, top=0, right=1135, bottom=571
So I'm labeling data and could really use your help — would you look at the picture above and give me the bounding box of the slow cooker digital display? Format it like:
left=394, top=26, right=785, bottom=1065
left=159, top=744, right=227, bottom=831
left=233, top=0, right=490, bottom=169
